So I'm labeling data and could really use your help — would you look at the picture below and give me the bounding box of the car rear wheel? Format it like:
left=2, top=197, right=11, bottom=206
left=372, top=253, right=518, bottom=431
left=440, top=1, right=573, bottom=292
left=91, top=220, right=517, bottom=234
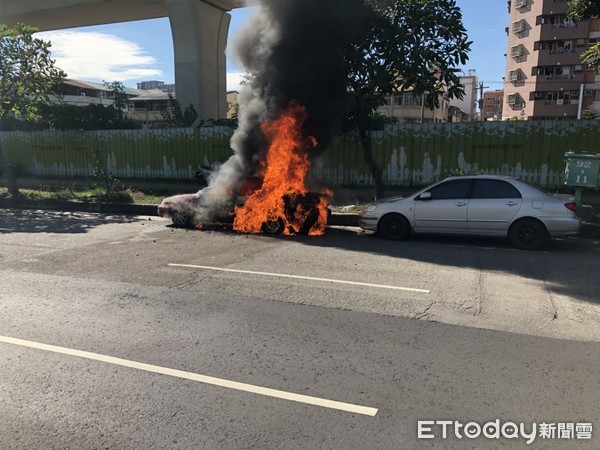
left=508, top=218, right=547, bottom=250
left=378, top=213, right=411, bottom=241
left=171, top=210, right=192, bottom=227
left=261, top=218, right=284, bottom=235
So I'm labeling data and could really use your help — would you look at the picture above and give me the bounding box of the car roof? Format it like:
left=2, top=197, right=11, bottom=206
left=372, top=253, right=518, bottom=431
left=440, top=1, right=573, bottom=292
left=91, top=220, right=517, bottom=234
left=442, top=175, right=517, bottom=181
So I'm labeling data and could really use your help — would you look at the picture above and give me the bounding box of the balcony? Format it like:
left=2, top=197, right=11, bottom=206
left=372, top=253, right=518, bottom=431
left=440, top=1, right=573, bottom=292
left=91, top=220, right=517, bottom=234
left=532, top=100, right=578, bottom=118
left=61, top=95, right=113, bottom=107
left=532, top=73, right=585, bottom=92
left=543, top=98, right=578, bottom=106
left=536, top=48, right=584, bottom=66
left=540, top=21, right=589, bottom=40
left=541, top=1, right=569, bottom=15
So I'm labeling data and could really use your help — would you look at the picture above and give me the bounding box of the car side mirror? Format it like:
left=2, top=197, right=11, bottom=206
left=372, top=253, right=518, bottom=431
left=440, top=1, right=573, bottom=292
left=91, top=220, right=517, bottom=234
left=418, top=192, right=432, bottom=201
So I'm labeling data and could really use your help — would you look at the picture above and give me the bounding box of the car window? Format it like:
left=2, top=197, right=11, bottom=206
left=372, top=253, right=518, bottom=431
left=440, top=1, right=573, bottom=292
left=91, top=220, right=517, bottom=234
left=472, top=180, right=522, bottom=199
left=426, top=179, right=472, bottom=200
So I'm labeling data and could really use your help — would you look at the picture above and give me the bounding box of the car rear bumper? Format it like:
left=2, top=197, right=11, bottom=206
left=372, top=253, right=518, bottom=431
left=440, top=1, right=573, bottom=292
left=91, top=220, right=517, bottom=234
left=543, top=216, right=582, bottom=237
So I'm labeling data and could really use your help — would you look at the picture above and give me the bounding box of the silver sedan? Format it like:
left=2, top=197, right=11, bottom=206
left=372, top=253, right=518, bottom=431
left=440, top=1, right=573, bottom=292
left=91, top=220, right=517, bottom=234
left=359, top=176, right=581, bottom=250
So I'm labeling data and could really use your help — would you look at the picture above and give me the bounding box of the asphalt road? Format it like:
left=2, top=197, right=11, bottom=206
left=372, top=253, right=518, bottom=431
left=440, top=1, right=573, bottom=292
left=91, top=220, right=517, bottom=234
left=1, top=209, right=599, bottom=449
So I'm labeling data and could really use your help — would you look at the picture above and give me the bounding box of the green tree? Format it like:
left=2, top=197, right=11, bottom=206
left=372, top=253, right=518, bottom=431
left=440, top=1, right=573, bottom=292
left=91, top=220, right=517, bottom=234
left=0, top=23, right=66, bottom=194
left=162, top=94, right=198, bottom=127
left=568, top=0, right=600, bottom=21
left=344, top=0, right=471, bottom=199
left=103, top=81, right=129, bottom=122
left=582, top=105, right=600, bottom=120
left=0, top=23, right=66, bottom=121
left=568, top=0, right=600, bottom=72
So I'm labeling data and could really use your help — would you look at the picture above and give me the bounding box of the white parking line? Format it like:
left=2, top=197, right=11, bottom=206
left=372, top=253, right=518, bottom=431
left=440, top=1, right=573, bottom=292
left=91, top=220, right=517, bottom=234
left=0, top=335, right=378, bottom=417
left=168, top=263, right=430, bottom=293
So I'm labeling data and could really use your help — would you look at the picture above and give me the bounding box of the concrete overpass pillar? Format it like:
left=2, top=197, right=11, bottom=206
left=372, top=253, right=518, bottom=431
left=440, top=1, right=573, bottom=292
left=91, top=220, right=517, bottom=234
left=165, top=0, right=231, bottom=120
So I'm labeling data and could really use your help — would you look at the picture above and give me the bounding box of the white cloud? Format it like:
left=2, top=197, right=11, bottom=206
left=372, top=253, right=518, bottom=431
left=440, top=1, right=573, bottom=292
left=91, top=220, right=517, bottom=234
left=36, top=30, right=162, bottom=82
left=227, top=72, right=246, bottom=92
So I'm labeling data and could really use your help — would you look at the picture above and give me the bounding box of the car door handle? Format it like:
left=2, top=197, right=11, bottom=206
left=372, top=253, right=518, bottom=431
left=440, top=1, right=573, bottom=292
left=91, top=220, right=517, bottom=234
left=505, top=201, right=519, bottom=206
left=455, top=202, right=467, bottom=207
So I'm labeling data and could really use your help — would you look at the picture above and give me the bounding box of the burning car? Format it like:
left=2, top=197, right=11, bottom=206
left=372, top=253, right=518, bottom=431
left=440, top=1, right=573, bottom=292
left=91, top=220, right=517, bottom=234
left=160, top=103, right=334, bottom=236
left=157, top=177, right=331, bottom=235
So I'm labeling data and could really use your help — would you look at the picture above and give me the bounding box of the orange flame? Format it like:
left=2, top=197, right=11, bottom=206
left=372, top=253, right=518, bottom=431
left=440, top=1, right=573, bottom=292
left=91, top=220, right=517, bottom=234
left=233, top=102, right=330, bottom=235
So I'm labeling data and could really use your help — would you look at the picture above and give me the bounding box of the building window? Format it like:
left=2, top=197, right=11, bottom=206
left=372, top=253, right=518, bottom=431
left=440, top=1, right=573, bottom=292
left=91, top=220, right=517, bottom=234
left=534, top=65, right=574, bottom=80
left=538, top=40, right=573, bottom=53
left=402, top=93, right=422, bottom=106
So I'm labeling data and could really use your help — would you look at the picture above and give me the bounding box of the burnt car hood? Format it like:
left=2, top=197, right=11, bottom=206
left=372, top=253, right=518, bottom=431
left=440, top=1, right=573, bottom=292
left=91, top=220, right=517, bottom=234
left=159, top=193, right=200, bottom=206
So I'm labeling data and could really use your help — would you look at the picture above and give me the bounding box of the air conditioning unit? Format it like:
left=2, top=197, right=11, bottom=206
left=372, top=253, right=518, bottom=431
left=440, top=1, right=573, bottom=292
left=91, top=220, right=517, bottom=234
left=557, top=99, right=564, bottom=105
left=511, top=44, right=524, bottom=57
left=584, top=89, right=593, bottom=96
left=512, top=20, right=526, bottom=33
left=509, top=70, right=521, bottom=81
left=534, top=92, right=543, bottom=98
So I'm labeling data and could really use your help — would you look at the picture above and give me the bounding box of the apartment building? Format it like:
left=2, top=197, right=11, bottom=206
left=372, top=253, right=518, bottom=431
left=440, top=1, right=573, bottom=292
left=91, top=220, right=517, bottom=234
left=449, top=74, right=479, bottom=121
left=53, top=79, right=144, bottom=107
left=137, top=80, right=176, bottom=94
left=504, top=0, right=600, bottom=120
left=378, top=90, right=450, bottom=124
left=482, top=89, right=504, bottom=120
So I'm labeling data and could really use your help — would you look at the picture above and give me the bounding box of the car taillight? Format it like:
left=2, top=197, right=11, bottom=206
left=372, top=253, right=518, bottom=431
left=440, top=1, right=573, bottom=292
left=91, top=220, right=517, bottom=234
left=564, top=202, right=577, bottom=212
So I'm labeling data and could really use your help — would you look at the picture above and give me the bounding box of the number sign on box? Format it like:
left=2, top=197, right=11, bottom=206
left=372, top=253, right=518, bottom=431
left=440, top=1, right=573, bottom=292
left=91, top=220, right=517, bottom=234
left=564, top=153, right=600, bottom=187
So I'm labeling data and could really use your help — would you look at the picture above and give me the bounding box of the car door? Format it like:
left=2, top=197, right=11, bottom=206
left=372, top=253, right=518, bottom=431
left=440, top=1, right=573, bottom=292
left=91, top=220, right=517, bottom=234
left=413, top=179, right=472, bottom=233
left=468, top=179, right=523, bottom=235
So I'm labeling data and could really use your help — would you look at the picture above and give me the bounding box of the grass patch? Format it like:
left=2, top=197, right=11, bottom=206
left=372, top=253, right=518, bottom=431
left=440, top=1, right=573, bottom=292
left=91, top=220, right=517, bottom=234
left=0, top=185, right=164, bottom=205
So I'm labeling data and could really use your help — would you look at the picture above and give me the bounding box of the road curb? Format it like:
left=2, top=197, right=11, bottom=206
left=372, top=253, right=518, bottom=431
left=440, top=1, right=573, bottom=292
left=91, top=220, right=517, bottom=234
left=0, top=198, right=360, bottom=227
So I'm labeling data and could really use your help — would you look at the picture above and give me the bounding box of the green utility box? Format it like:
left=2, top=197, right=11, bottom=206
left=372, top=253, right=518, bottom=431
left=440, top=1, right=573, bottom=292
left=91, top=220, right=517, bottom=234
left=564, top=152, right=600, bottom=188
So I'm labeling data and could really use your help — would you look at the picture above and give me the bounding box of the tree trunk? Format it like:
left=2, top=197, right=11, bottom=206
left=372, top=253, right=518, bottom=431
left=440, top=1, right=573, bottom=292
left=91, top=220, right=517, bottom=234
left=0, top=144, right=19, bottom=196
left=356, top=117, right=385, bottom=200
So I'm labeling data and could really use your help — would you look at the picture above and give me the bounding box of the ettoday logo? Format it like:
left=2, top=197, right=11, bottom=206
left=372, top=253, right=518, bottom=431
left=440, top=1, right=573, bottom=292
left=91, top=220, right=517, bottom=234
left=417, top=420, right=593, bottom=444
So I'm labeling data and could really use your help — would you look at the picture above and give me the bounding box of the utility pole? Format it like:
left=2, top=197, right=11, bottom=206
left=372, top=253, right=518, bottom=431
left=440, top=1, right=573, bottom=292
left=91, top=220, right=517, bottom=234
left=477, top=82, right=489, bottom=121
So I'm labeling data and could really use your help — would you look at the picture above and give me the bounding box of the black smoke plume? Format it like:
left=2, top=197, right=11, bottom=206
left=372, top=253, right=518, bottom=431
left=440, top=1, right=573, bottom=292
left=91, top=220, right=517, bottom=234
left=203, top=0, right=370, bottom=207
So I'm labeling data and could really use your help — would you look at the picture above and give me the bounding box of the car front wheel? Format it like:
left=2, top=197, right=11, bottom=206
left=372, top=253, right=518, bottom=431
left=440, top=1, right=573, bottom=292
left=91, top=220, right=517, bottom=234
left=508, top=218, right=547, bottom=250
left=171, top=210, right=192, bottom=227
left=261, top=218, right=285, bottom=235
left=378, top=213, right=411, bottom=241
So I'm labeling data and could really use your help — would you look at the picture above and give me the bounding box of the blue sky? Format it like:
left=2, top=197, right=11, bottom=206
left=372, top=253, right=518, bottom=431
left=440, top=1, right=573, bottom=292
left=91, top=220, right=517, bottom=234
left=37, top=0, right=509, bottom=92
